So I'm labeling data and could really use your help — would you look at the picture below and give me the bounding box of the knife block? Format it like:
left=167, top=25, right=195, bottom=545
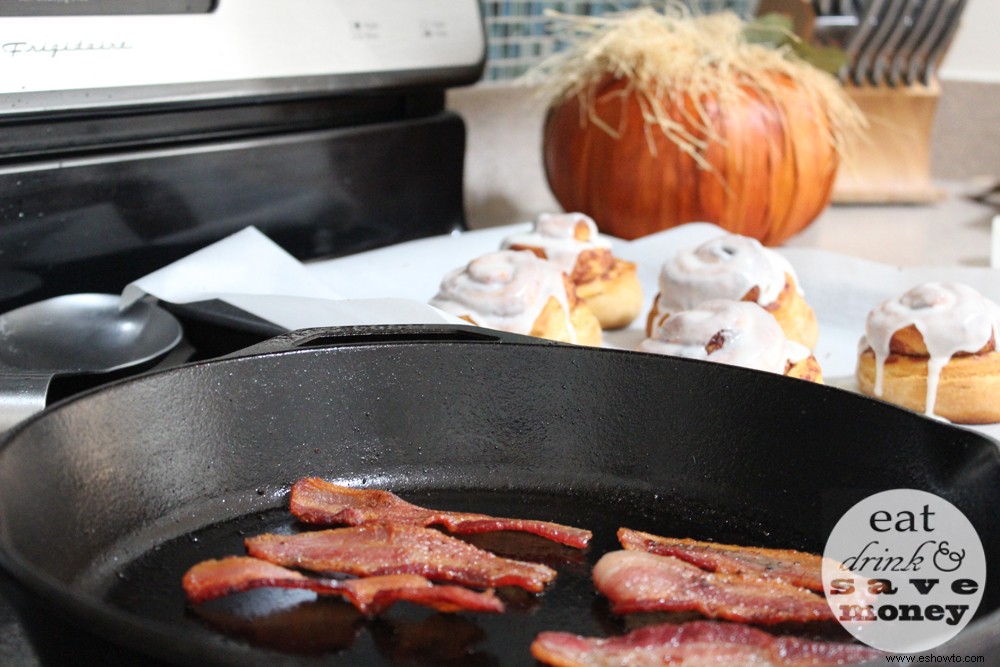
left=832, top=80, right=944, bottom=204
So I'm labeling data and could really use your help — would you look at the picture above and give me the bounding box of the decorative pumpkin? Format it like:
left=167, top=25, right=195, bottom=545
left=535, top=7, right=863, bottom=246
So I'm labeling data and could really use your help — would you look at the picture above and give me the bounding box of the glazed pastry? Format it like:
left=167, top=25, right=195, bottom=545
left=502, top=212, right=642, bottom=330
left=637, top=300, right=822, bottom=383
left=856, top=282, right=1000, bottom=424
left=647, top=234, right=818, bottom=349
left=430, top=249, right=602, bottom=347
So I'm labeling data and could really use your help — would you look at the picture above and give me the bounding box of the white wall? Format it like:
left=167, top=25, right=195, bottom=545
left=939, top=0, right=1000, bottom=83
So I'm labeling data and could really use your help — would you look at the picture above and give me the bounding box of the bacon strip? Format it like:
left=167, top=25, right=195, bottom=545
left=245, top=524, right=557, bottom=593
left=290, top=478, right=592, bottom=549
left=619, top=528, right=823, bottom=592
left=182, top=556, right=505, bottom=615
left=531, top=620, right=882, bottom=667
left=592, top=550, right=833, bottom=624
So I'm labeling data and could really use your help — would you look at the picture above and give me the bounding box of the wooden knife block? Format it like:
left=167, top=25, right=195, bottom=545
left=832, top=80, right=944, bottom=204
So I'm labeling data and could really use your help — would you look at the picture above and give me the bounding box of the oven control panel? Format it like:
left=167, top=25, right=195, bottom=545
left=0, top=0, right=485, bottom=113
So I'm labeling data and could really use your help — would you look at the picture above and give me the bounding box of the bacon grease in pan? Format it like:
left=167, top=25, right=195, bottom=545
left=182, top=556, right=504, bottom=615
left=290, top=477, right=592, bottom=549
left=618, top=528, right=823, bottom=591
left=593, top=550, right=833, bottom=624
left=531, top=620, right=882, bottom=667
left=245, top=524, right=557, bottom=593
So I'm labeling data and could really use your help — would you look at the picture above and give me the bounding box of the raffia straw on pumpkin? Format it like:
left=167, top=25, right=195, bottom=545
left=523, top=5, right=866, bottom=171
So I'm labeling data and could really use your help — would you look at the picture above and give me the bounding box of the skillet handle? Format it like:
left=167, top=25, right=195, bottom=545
left=220, top=324, right=560, bottom=359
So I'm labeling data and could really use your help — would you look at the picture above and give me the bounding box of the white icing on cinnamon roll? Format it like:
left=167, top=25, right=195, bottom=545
left=430, top=249, right=576, bottom=341
left=862, top=282, right=1000, bottom=417
left=654, top=234, right=800, bottom=313
left=638, top=300, right=808, bottom=374
left=501, top=212, right=611, bottom=275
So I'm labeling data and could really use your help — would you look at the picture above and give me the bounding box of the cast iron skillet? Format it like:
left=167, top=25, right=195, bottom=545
left=0, top=325, right=997, bottom=666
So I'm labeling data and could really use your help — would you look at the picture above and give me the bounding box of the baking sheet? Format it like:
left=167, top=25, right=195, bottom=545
left=306, top=222, right=1000, bottom=442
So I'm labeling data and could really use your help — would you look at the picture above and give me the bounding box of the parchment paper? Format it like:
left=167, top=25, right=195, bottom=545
left=122, top=222, right=1000, bottom=441
left=121, top=226, right=465, bottom=329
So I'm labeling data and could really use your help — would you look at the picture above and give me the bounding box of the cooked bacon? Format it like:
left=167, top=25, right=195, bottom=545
left=531, top=620, right=882, bottom=667
left=245, top=524, right=557, bottom=593
left=182, top=556, right=504, bottom=615
left=619, top=528, right=823, bottom=592
left=592, top=550, right=833, bottom=624
left=289, top=478, right=592, bottom=549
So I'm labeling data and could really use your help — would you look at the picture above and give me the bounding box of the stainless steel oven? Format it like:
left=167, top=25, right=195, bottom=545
left=0, top=0, right=485, bottom=314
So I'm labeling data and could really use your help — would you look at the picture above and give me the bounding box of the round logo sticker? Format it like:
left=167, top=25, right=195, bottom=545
left=822, top=489, right=986, bottom=653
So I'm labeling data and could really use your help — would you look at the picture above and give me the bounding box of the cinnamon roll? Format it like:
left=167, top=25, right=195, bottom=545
left=638, top=300, right=822, bottom=382
left=856, top=282, right=1000, bottom=424
left=502, top=212, right=642, bottom=330
left=430, top=249, right=602, bottom=347
left=647, top=234, right=818, bottom=349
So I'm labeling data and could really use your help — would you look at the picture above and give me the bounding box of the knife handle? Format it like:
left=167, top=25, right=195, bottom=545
left=918, top=0, right=966, bottom=85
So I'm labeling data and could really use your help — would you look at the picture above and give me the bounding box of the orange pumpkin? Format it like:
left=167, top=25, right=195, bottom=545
left=542, top=74, right=840, bottom=246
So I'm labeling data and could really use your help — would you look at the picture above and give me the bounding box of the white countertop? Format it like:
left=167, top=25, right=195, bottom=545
left=783, top=182, right=997, bottom=269
left=468, top=180, right=998, bottom=270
